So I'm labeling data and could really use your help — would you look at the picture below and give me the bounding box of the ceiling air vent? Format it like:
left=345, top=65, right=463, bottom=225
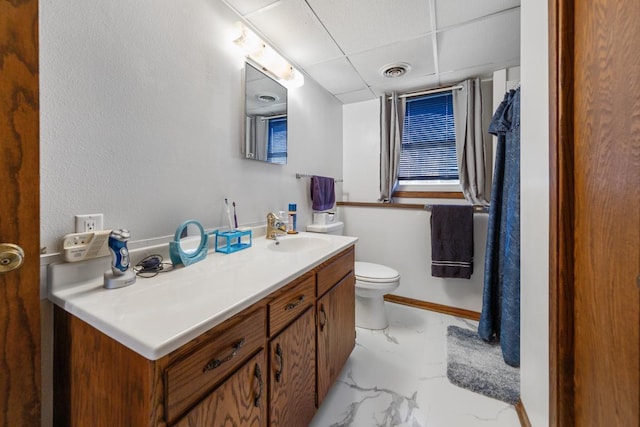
left=380, top=63, right=411, bottom=78
left=256, top=93, right=278, bottom=103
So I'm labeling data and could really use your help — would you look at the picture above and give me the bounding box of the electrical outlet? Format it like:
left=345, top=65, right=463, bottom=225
left=75, top=214, right=104, bottom=233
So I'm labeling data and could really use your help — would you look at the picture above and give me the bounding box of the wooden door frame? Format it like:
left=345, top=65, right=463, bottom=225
left=549, top=0, right=575, bottom=425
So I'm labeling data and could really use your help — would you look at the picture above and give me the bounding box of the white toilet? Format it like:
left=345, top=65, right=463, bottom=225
left=307, top=221, right=400, bottom=330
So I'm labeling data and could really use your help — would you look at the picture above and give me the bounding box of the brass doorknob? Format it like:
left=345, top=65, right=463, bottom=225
left=0, top=243, right=25, bottom=273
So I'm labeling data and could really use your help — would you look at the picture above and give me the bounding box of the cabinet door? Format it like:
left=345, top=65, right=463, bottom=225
left=269, top=308, right=316, bottom=427
left=173, top=350, right=266, bottom=427
left=317, top=271, right=355, bottom=406
left=166, top=307, right=265, bottom=423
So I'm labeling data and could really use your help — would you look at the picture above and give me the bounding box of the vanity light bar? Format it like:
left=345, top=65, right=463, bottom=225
left=234, top=23, right=304, bottom=88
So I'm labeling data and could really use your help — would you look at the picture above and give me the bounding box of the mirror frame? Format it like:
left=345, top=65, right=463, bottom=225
left=169, top=220, right=209, bottom=267
left=242, top=62, right=288, bottom=164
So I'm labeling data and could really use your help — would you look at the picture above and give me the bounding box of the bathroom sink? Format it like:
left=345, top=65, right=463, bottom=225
left=268, top=235, right=331, bottom=253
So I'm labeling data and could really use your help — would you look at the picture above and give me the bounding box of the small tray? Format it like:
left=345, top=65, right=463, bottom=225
left=214, top=229, right=252, bottom=254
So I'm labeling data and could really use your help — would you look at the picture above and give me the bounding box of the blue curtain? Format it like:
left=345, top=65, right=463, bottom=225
left=478, top=87, right=521, bottom=367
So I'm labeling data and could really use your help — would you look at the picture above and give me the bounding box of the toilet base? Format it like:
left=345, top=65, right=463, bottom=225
left=355, top=294, right=389, bottom=330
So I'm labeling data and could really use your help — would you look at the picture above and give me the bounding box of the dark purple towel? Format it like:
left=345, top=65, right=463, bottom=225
left=310, top=176, right=335, bottom=211
left=430, top=205, right=474, bottom=279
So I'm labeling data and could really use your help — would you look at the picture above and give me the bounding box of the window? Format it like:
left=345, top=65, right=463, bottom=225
left=267, top=117, right=287, bottom=164
left=399, top=91, right=458, bottom=183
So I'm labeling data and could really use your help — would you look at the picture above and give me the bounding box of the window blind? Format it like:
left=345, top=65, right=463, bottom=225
left=399, top=92, right=458, bottom=181
left=267, top=117, right=287, bottom=164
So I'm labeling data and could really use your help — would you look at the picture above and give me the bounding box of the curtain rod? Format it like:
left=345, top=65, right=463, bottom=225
left=259, top=113, right=286, bottom=121
left=296, top=173, right=343, bottom=183
left=424, top=204, right=489, bottom=214
left=388, top=84, right=463, bottom=101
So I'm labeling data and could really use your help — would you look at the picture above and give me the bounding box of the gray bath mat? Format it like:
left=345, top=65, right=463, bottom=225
left=446, top=325, right=520, bottom=404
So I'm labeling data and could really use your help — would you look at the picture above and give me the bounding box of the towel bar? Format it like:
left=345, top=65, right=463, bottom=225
left=295, top=173, right=343, bottom=183
left=424, top=204, right=489, bottom=214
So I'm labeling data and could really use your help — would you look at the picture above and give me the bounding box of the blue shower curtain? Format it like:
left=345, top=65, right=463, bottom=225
left=478, top=87, right=521, bottom=367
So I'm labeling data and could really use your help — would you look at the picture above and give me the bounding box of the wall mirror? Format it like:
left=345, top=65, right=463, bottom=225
left=243, top=62, right=288, bottom=164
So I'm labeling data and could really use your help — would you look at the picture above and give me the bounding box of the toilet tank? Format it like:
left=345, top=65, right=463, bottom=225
left=306, top=221, right=344, bottom=235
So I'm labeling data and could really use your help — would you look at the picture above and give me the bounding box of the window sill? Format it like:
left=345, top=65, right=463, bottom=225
left=393, top=190, right=464, bottom=199
left=393, top=181, right=463, bottom=199
left=336, top=201, right=426, bottom=210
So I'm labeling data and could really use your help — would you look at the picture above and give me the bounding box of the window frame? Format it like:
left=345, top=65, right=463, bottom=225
left=395, top=89, right=463, bottom=197
left=266, top=116, right=287, bottom=164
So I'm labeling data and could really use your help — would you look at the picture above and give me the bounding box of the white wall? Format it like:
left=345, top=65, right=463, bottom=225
left=39, top=3, right=342, bottom=426
left=39, top=0, right=343, bottom=254
left=520, top=0, right=550, bottom=424
left=342, top=100, right=380, bottom=202
left=342, top=100, right=488, bottom=312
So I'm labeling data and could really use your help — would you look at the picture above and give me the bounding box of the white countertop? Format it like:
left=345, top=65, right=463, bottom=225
left=48, top=232, right=357, bottom=360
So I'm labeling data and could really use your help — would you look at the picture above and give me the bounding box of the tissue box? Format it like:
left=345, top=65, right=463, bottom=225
left=313, top=212, right=336, bottom=225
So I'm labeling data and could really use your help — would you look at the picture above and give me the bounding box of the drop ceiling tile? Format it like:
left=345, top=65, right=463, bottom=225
left=306, top=0, right=431, bottom=55
left=348, top=35, right=435, bottom=87
left=223, top=0, right=281, bottom=16
left=305, top=57, right=368, bottom=95
left=369, top=73, right=442, bottom=97
left=246, top=0, right=343, bottom=67
left=335, top=88, right=377, bottom=104
left=438, top=9, right=520, bottom=73
left=435, top=0, right=520, bottom=29
left=436, top=61, right=518, bottom=87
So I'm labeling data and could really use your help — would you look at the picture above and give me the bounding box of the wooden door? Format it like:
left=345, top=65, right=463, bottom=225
left=550, top=0, right=640, bottom=425
left=0, top=0, right=41, bottom=425
left=269, top=308, right=316, bottom=427
left=174, top=350, right=266, bottom=427
left=316, top=272, right=355, bottom=406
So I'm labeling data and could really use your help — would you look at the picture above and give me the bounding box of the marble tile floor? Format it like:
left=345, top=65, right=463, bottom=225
left=309, top=302, right=520, bottom=427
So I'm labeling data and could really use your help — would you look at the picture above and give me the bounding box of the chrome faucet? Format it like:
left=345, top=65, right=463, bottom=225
left=266, top=212, right=287, bottom=239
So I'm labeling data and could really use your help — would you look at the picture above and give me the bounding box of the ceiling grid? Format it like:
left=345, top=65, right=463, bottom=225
left=223, top=0, right=520, bottom=104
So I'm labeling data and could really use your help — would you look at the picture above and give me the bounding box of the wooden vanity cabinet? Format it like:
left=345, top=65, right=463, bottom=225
left=267, top=273, right=316, bottom=427
left=316, top=247, right=356, bottom=406
left=53, top=307, right=166, bottom=427
left=53, top=246, right=355, bottom=427
left=53, top=303, right=267, bottom=427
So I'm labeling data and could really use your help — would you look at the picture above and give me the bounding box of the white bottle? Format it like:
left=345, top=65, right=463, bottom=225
left=278, top=210, right=289, bottom=231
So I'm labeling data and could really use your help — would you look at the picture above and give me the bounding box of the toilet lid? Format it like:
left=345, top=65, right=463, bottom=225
left=355, top=262, right=400, bottom=283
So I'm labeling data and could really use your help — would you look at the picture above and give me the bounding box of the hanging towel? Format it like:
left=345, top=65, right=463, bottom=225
left=478, top=87, right=521, bottom=367
left=310, top=176, right=335, bottom=211
left=430, top=205, right=474, bottom=279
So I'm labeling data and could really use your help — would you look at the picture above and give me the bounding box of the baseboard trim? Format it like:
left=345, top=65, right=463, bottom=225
left=385, top=294, right=531, bottom=426
left=515, top=399, right=532, bottom=427
left=383, top=295, right=481, bottom=321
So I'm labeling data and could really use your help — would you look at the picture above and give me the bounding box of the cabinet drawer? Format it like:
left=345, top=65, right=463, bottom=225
left=317, top=247, right=354, bottom=297
left=173, top=350, right=267, bottom=427
left=165, top=307, right=266, bottom=423
left=268, top=275, right=315, bottom=337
